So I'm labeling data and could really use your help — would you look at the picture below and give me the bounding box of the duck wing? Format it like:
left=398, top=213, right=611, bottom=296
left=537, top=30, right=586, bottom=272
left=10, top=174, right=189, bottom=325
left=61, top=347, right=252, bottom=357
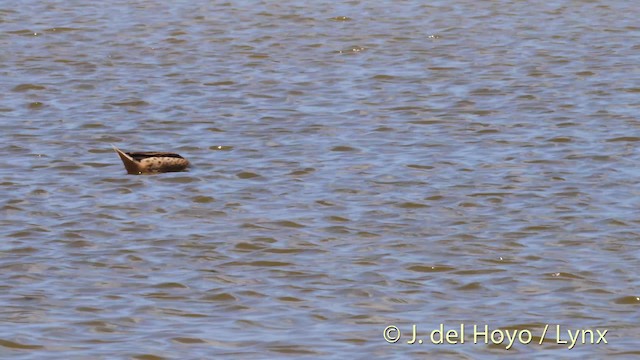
left=127, top=152, right=185, bottom=161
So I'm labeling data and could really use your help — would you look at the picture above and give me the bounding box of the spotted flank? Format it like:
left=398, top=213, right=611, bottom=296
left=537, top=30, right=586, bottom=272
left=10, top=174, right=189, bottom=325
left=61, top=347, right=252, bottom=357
left=112, top=145, right=190, bottom=175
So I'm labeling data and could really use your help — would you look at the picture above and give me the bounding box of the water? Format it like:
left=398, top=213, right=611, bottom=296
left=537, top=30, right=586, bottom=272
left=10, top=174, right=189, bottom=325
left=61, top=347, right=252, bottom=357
left=1, top=0, right=639, bottom=358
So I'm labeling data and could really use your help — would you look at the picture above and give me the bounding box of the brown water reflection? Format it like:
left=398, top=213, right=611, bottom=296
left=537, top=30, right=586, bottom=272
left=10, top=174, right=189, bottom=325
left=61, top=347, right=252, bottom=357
left=2, top=0, right=640, bottom=359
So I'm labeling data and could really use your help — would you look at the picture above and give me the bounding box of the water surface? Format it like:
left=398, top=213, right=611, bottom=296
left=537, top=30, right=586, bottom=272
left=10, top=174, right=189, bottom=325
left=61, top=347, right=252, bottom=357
left=1, top=0, right=640, bottom=358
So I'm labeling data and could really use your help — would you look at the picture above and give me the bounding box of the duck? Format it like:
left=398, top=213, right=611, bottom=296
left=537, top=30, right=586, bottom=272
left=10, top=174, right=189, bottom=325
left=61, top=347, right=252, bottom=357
left=112, top=145, right=190, bottom=174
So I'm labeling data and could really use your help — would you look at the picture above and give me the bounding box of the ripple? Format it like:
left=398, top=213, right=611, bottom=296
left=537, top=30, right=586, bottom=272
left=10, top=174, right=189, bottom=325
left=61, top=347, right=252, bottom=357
left=201, top=293, right=237, bottom=302
left=236, top=171, right=261, bottom=179
left=329, top=16, right=353, bottom=21
left=407, top=265, right=456, bottom=273
left=108, top=100, right=150, bottom=107
left=0, top=338, right=44, bottom=350
left=131, top=355, right=167, bottom=360
left=1, top=1, right=639, bottom=358
left=606, top=136, right=640, bottom=142
left=613, top=296, right=640, bottom=305
left=11, top=84, right=46, bottom=92
left=26, top=102, right=43, bottom=109
left=172, top=337, right=206, bottom=344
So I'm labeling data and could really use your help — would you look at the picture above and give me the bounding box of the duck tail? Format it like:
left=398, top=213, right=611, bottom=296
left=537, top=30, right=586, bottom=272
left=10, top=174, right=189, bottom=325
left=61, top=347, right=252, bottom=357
left=112, top=144, right=141, bottom=174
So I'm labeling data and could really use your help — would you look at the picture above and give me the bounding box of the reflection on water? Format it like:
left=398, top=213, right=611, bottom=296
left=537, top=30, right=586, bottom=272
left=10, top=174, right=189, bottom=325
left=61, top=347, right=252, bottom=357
left=1, top=0, right=640, bottom=358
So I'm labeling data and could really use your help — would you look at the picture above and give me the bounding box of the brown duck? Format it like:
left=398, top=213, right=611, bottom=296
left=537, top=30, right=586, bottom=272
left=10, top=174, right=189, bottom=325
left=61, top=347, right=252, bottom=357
left=112, top=145, right=190, bottom=174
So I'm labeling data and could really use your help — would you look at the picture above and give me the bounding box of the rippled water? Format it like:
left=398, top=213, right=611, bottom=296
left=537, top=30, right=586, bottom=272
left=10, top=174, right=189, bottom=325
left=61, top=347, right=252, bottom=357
left=2, top=0, right=640, bottom=358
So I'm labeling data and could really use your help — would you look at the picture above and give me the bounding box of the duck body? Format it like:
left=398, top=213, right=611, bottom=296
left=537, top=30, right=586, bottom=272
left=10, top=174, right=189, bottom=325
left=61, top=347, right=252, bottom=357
left=112, top=145, right=190, bottom=174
